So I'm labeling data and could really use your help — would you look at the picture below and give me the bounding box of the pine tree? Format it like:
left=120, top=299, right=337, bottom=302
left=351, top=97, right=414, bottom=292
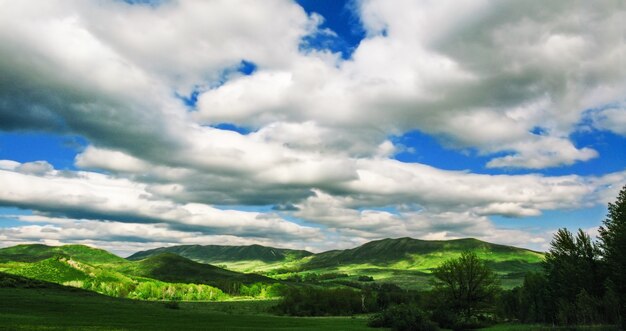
left=598, top=185, right=626, bottom=326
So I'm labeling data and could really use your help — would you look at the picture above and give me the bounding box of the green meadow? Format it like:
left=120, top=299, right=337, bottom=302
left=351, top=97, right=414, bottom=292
left=0, top=273, right=371, bottom=331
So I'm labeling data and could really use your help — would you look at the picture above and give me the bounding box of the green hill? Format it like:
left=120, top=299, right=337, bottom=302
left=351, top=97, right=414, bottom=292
left=128, top=244, right=312, bottom=264
left=304, top=237, right=543, bottom=271
left=118, top=253, right=276, bottom=290
left=0, top=244, right=127, bottom=264
left=127, top=244, right=313, bottom=273
left=291, top=237, right=544, bottom=289
left=0, top=245, right=268, bottom=300
left=128, top=237, right=544, bottom=289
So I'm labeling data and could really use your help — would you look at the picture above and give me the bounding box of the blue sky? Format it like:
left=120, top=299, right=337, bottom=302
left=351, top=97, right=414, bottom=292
left=0, top=0, right=625, bottom=255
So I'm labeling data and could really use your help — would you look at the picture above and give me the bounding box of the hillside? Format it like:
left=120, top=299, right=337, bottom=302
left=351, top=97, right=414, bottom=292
left=128, top=244, right=312, bottom=264
left=128, top=237, right=544, bottom=288
left=0, top=244, right=274, bottom=300
left=304, top=237, right=543, bottom=271
left=118, top=253, right=276, bottom=290
left=0, top=272, right=368, bottom=330
left=0, top=244, right=127, bottom=264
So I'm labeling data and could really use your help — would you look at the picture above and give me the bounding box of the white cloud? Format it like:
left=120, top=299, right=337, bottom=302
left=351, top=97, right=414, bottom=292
left=0, top=0, right=625, bottom=252
left=0, top=162, right=320, bottom=240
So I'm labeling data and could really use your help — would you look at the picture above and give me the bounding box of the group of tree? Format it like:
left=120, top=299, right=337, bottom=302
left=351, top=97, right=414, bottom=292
left=273, top=185, right=626, bottom=331
left=500, top=185, right=626, bottom=328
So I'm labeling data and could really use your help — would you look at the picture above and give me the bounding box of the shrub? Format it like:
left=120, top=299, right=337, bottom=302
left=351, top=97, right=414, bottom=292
left=274, top=286, right=364, bottom=316
left=368, top=304, right=438, bottom=331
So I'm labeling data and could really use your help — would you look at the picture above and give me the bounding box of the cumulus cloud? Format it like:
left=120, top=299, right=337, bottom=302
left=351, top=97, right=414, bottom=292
left=0, top=162, right=320, bottom=240
left=0, top=0, right=625, bottom=252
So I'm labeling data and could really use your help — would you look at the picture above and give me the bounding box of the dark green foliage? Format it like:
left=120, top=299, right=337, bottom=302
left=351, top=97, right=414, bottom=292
left=274, top=286, right=364, bottom=316
left=358, top=275, right=374, bottom=282
left=598, top=184, right=626, bottom=327
left=368, top=304, right=439, bottom=331
left=544, top=228, right=605, bottom=325
left=497, top=272, right=552, bottom=324
left=432, top=251, right=500, bottom=321
left=362, top=283, right=420, bottom=310
left=128, top=244, right=313, bottom=263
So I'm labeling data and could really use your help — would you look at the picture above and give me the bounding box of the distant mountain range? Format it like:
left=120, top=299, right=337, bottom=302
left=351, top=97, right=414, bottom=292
left=128, top=244, right=312, bottom=264
left=0, top=237, right=544, bottom=297
left=128, top=237, right=544, bottom=288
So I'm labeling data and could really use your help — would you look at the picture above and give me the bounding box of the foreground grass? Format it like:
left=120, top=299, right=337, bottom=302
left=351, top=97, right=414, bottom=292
left=0, top=287, right=372, bottom=331
left=481, top=323, right=619, bottom=331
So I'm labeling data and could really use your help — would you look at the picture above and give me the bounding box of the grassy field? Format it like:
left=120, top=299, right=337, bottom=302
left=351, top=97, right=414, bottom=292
left=0, top=286, right=373, bottom=331
left=481, top=324, right=619, bottom=331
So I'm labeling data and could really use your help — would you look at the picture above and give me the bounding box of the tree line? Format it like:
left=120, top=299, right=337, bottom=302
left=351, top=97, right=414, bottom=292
left=274, top=185, right=626, bottom=330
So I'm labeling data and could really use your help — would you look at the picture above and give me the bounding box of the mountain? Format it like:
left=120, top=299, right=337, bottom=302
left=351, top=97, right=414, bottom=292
left=118, top=253, right=275, bottom=289
left=127, top=244, right=313, bottom=273
left=0, top=244, right=276, bottom=300
left=128, top=244, right=313, bottom=264
left=127, top=237, right=544, bottom=288
left=303, top=237, right=543, bottom=271
left=0, top=244, right=127, bottom=264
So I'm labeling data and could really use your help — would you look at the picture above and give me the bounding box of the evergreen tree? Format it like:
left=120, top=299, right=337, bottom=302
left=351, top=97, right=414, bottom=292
left=543, top=228, right=603, bottom=325
left=598, top=185, right=626, bottom=326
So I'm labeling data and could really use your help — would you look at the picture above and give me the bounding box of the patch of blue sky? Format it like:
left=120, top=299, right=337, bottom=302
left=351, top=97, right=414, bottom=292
left=211, top=123, right=253, bottom=135
left=0, top=207, right=32, bottom=228
left=122, top=0, right=163, bottom=6
left=213, top=205, right=275, bottom=213
left=279, top=214, right=328, bottom=229
left=391, top=130, right=493, bottom=173
left=491, top=205, right=608, bottom=233
left=541, top=129, right=626, bottom=177
left=177, top=60, right=257, bottom=108
left=0, top=132, right=87, bottom=170
left=356, top=206, right=402, bottom=214
left=392, top=128, right=626, bottom=177
left=296, top=0, right=365, bottom=59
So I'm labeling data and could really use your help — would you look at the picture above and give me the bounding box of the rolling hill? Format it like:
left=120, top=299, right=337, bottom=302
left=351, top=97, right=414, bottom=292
left=0, top=244, right=279, bottom=300
left=303, top=237, right=543, bottom=270
left=0, top=243, right=127, bottom=264
left=128, top=244, right=312, bottom=264
left=129, top=237, right=545, bottom=288
left=118, top=253, right=276, bottom=289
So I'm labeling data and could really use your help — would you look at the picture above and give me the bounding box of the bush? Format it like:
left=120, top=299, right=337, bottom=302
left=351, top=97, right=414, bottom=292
left=274, top=286, right=364, bottom=316
left=368, top=304, right=438, bottom=331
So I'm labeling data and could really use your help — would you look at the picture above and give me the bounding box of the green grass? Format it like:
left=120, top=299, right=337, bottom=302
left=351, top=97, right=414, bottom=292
left=0, top=276, right=373, bottom=331
left=480, top=324, right=619, bottom=330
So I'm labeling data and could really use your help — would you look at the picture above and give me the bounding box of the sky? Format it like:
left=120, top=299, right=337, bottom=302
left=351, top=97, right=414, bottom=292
left=0, top=0, right=625, bottom=256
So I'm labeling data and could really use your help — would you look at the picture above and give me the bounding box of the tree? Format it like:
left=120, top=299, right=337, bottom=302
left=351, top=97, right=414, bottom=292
left=543, top=228, right=604, bottom=325
left=432, top=251, right=499, bottom=320
left=598, top=184, right=626, bottom=326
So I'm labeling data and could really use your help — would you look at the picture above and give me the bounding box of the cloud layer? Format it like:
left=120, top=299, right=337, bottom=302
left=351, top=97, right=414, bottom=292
left=0, top=0, right=625, bottom=253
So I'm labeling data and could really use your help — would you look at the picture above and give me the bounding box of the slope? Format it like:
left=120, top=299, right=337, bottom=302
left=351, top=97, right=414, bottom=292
left=303, top=237, right=543, bottom=271
left=0, top=243, right=127, bottom=264
left=118, top=253, right=276, bottom=291
left=0, top=272, right=370, bottom=331
left=128, top=244, right=313, bottom=272
left=294, top=237, right=544, bottom=288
